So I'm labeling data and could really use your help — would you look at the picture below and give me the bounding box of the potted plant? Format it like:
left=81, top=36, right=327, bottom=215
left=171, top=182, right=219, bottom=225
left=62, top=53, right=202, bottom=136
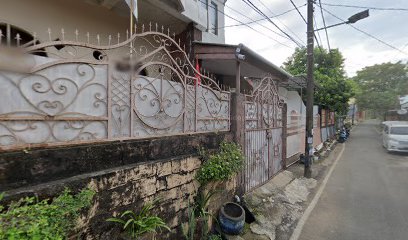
left=181, top=141, right=245, bottom=239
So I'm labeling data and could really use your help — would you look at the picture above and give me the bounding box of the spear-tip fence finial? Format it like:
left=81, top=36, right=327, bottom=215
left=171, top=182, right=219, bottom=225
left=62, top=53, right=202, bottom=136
left=47, top=28, right=52, bottom=41
left=61, top=28, right=65, bottom=41
left=15, top=33, right=21, bottom=46
left=75, top=29, right=79, bottom=41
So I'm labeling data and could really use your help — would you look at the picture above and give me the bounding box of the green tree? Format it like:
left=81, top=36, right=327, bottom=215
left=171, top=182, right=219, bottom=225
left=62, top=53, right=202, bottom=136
left=283, top=47, right=354, bottom=115
left=353, top=62, right=408, bottom=115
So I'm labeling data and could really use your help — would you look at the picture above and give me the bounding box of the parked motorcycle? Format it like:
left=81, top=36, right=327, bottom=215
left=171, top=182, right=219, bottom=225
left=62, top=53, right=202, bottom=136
left=345, top=128, right=351, bottom=138
left=338, top=128, right=348, bottom=143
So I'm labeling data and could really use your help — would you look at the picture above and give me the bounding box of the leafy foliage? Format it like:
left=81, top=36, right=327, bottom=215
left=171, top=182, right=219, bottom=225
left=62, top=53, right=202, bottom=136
left=283, top=47, right=355, bottom=115
left=353, top=62, right=408, bottom=115
left=196, top=141, right=244, bottom=186
left=106, top=199, right=170, bottom=239
left=0, top=188, right=95, bottom=240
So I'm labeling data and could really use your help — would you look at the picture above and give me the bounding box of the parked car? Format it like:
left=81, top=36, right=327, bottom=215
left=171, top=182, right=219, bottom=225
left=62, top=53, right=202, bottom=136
left=382, top=121, right=408, bottom=152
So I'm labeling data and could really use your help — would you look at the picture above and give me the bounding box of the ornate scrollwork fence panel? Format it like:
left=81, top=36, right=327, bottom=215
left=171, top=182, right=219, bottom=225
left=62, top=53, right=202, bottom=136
left=0, top=26, right=230, bottom=150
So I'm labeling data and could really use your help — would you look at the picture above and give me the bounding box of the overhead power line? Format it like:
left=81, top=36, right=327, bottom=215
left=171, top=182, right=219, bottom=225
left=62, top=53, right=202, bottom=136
left=241, top=0, right=304, bottom=47
left=313, top=14, right=324, bottom=50
left=197, top=0, right=294, bottom=48
left=321, top=3, right=408, bottom=11
left=255, top=0, right=305, bottom=45
left=318, top=0, right=331, bottom=51
left=224, top=4, right=295, bottom=42
left=321, top=7, right=408, bottom=55
left=287, top=0, right=323, bottom=50
left=220, top=4, right=307, bottom=29
left=289, top=0, right=307, bottom=24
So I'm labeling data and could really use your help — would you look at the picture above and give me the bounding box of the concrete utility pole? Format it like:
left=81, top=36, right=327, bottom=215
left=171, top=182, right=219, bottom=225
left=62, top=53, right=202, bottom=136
left=303, top=5, right=369, bottom=177
left=304, top=0, right=314, bottom=178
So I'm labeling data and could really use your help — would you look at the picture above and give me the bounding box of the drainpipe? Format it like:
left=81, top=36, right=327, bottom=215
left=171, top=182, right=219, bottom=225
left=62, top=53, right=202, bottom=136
left=232, top=45, right=245, bottom=195
left=235, top=61, right=241, bottom=93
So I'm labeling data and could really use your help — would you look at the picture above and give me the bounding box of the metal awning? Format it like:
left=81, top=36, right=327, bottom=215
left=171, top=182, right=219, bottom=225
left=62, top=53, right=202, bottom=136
left=194, top=42, right=293, bottom=81
left=279, top=76, right=307, bottom=89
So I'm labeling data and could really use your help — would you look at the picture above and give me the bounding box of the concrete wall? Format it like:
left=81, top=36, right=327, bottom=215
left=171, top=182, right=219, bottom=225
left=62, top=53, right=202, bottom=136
left=279, top=89, right=306, bottom=159
left=0, top=0, right=129, bottom=44
left=181, top=0, right=226, bottom=44
left=141, top=0, right=226, bottom=44
left=1, top=132, right=236, bottom=239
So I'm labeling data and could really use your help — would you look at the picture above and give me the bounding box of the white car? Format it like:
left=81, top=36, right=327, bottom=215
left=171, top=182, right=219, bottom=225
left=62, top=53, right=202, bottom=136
left=382, top=121, right=408, bottom=152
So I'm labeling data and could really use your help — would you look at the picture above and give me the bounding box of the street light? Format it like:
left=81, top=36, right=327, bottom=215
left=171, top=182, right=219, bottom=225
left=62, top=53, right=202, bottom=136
left=304, top=5, right=369, bottom=178
left=314, top=10, right=370, bottom=32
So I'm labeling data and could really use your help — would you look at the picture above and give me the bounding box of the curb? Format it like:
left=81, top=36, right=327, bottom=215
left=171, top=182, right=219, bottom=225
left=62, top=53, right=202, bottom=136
left=289, top=143, right=346, bottom=240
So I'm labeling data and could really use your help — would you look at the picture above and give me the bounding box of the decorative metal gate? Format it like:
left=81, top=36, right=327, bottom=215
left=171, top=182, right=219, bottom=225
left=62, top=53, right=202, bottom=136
left=243, top=76, right=284, bottom=192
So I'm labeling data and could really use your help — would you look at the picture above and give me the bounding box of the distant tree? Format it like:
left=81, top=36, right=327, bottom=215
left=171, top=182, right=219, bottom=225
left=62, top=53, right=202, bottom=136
left=283, top=47, right=354, bottom=115
left=353, top=62, right=408, bottom=115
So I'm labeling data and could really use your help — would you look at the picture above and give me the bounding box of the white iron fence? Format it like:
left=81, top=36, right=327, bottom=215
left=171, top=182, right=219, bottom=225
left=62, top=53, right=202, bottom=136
left=0, top=26, right=230, bottom=150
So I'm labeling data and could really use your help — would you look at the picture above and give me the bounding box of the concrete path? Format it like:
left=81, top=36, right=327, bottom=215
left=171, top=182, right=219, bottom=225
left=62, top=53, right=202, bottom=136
left=299, top=121, right=408, bottom=240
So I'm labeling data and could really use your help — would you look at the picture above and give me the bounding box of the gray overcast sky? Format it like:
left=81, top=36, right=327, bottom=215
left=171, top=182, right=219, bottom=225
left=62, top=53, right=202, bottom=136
left=224, top=0, right=408, bottom=77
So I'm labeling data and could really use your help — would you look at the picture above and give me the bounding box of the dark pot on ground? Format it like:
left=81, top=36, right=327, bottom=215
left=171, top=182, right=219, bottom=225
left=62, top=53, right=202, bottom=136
left=219, top=202, right=245, bottom=235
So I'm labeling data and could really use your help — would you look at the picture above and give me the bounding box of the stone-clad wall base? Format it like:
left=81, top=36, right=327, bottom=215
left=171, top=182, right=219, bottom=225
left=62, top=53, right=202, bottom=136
left=84, top=156, right=202, bottom=239
left=4, top=156, right=201, bottom=239
left=1, top=132, right=236, bottom=239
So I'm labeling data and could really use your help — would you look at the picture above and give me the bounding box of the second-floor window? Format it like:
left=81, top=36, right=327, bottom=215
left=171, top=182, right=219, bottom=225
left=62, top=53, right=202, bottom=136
left=200, top=0, right=207, bottom=9
left=209, top=2, right=218, bottom=35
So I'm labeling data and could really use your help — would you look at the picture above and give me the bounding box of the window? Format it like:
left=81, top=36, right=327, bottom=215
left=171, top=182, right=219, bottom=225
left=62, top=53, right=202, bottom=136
left=209, top=2, right=218, bottom=35
left=390, top=127, right=408, bottom=135
left=200, top=0, right=207, bottom=9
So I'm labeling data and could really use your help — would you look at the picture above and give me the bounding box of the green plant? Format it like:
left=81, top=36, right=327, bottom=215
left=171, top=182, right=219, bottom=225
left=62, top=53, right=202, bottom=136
left=0, top=188, right=95, bottom=240
left=195, top=189, right=220, bottom=240
left=181, top=202, right=197, bottom=240
left=208, top=234, right=222, bottom=240
left=182, top=189, right=220, bottom=240
left=195, top=189, right=218, bottom=218
left=107, top=199, right=170, bottom=239
left=196, top=141, right=244, bottom=185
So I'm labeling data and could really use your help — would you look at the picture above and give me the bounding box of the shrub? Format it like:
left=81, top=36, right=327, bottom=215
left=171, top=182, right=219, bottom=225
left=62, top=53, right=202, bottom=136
left=196, top=141, right=244, bottom=186
left=0, top=188, right=95, bottom=240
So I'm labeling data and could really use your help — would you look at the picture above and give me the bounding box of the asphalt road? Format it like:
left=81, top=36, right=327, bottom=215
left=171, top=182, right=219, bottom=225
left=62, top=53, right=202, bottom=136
left=299, top=121, right=408, bottom=240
